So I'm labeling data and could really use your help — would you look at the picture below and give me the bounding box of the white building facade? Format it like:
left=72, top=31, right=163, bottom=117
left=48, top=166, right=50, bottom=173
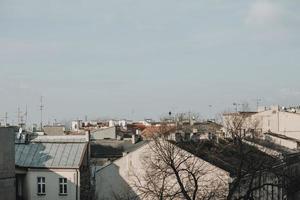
left=254, top=106, right=300, bottom=139
left=17, top=168, right=80, bottom=200
left=95, top=141, right=230, bottom=200
left=223, top=105, right=300, bottom=150
left=15, top=140, right=89, bottom=200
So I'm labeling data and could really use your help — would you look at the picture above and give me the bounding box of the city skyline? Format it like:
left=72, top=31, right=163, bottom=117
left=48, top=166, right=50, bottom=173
left=1, top=0, right=300, bottom=123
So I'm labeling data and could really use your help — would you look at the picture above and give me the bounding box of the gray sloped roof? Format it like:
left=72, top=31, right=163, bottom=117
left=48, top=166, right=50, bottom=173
left=15, top=143, right=87, bottom=169
left=91, top=140, right=148, bottom=158
left=30, top=135, right=87, bottom=143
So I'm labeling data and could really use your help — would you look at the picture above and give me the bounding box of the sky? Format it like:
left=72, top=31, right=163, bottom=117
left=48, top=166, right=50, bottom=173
left=1, top=0, right=300, bottom=125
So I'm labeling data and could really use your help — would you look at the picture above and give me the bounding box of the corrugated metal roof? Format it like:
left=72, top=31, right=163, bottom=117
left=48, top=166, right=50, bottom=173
left=15, top=143, right=87, bottom=169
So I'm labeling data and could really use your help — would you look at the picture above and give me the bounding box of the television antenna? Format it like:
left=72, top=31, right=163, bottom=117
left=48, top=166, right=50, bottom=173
left=4, top=112, right=8, bottom=127
left=40, top=96, right=44, bottom=131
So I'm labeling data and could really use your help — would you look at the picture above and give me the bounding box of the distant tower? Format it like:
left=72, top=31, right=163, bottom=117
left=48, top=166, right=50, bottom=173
left=40, top=96, right=44, bottom=131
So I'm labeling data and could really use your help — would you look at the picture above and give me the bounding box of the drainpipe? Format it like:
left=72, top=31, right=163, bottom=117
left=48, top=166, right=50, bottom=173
left=76, top=169, right=80, bottom=200
left=278, top=111, right=280, bottom=134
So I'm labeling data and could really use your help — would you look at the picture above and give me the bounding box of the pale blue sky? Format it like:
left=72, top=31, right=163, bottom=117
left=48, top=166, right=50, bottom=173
left=1, top=0, right=300, bottom=124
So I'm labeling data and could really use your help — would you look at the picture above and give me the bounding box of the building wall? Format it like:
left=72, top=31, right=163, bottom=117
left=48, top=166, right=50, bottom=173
left=265, top=134, right=298, bottom=150
left=0, top=127, right=15, bottom=200
left=222, top=113, right=256, bottom=138
left=71, top=121, right=82, bottom=132
left=24, top=169, right=79, bottom=200
left=95, top=141, right=230, bottom=200
left=278, top=112, right=300, bottom=139
left=43, top=126, right=65, bottom=136
left=254, top=109, right=300, bottom=140
left=0, top=178, right=15, bottom=200
left=90, top=127, right=116, bottom=140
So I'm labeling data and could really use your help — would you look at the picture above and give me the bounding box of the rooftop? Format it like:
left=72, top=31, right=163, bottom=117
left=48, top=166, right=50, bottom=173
left=174, top=139, right=279, bottom=176
left=15, top=142, right=87, bottom=169
left=91, top=140, right=148, bottom=158
left=30, top=135, right=88, bottom=143
left=223, top=111, right=258, bottom=116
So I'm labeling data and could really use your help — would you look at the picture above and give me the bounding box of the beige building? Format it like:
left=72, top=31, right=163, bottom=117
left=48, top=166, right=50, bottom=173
left=223, top=105, right=300, bottom=150
left=43, top=125, right=65, bottom=136
left=95, top=141, right=230, bottom=200
left=252, top=105, right=300, bottom=149
left=254, top=106, right=300, bottom=137
left=90, top=127, right=116, bottom=140
left=15, top=136, right=89, bottom=200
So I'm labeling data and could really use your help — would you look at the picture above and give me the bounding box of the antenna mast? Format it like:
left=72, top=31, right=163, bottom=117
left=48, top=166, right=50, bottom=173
left=5, top=112, right=8, bottom=127
left=40, top=96, right=44, bottom=131
left=256, top=98, right=261, bottom=111
left=17, top=106, right=21, bottom=126
left=25, top=105, right=28, bottom=127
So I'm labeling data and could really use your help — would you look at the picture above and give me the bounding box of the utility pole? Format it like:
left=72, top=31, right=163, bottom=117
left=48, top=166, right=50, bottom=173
left=208, top=105, right=213, bottom=120
left=25, top=105, right=28, bottom=127
left=20, top=115, right=24, bottom=127
left=17, top=106, right=21, bottom=126
left=233, top=103, right=238, bottom=113
left=5, top=112, right=8, bottom=127
left=256, top=98, right=262, bottom=111
left=40, top=96, right=44, bottom=131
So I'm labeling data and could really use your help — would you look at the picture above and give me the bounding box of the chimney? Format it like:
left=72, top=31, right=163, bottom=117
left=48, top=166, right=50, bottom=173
left=85, top=130, right=90, bottom=142
left=136, top=129, right=140, bottom=135
left=132, top=134, right=137, bottom=144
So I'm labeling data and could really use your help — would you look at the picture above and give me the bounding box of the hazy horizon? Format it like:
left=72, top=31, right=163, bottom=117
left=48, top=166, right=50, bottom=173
left=1, top=0, right=300, bottom=125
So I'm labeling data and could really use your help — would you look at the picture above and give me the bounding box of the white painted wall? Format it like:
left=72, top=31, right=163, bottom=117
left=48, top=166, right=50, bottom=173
left=72, top=121, right=82, bottom=132
left=90, top=127, right=116, bottom=140
left=95, top=141, right=230, bottom=200
left=223, top=108, right=300, bottom=149
left=24, top=168, right=80, bottom=200
left=253, top=108, right=300, bottom=140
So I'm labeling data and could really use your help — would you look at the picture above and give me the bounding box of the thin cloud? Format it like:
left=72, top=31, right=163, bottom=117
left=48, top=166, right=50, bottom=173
left=280, top=88, right=300, bottom=97
left=245, top=0, right=285, bottom=28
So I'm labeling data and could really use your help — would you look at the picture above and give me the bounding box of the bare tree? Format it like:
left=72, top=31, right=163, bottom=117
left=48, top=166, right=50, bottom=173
left=132, top=137, right=228, bottom=200
left=136, top=112, right=295, bottom=200
left=222, top=112, right=287, bottom=200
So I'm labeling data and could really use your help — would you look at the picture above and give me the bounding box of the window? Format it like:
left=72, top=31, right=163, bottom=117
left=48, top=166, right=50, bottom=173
left=37, top=177, right=46, bottom=195
left=59, top=178, right=68, bottom=195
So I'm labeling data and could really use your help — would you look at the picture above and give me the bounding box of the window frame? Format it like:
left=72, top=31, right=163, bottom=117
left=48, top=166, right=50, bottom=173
left=59, top=177, right=68, bottom=196
left=37, top=177, right=46, bottom=195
